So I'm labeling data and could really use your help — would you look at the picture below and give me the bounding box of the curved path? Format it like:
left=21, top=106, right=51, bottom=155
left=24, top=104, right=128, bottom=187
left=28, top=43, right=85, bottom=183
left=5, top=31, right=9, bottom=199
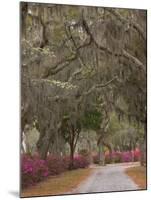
left=70, top=162, right=139, bottom=194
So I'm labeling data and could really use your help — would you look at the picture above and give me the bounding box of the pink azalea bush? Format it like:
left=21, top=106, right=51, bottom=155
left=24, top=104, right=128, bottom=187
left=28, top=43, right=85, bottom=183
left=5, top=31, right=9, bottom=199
left=105, top=153, right=112, bottom=164
left=93, top=149, right=141, bottom=164
left=92, top=154, right=100, bottom=164
left=121, top=151, right=132, bottom=162
left=21, top=154, right=49, bottom=188
left=46, top=155, right=69, bottom=175
left=21, top=153, right=90, bottom=189
left=133, top=148, right=141, bottom=161
left=71, top=155, right=90, bottom=169
left=111, top=151, right=122, bottom=163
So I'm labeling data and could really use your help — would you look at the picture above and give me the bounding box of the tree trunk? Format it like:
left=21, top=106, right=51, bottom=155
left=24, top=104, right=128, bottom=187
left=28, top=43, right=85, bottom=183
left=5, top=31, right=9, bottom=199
left=37, top=130, right=51, bottom=160
left=87, top=139, right=93, bottom=164
left=98, top=142, right=105, bottom=166
left=69, top=144, right=74, bottom=169
left=103, top=141, right=112, bottom=163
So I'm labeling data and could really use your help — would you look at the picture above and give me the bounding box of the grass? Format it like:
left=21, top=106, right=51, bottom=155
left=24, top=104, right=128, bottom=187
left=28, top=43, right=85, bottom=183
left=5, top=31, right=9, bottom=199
left=21, top=168, right=93, bottom=197
left=125, top=166, right=147, bottom=189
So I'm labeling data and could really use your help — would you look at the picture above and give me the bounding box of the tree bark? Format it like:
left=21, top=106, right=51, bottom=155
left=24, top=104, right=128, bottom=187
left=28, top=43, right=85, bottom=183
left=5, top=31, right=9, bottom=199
left=98, top=142, right=105, bottom=166
left=69, top=144, right=74, bottom=169
left=37, top=130, right=52, bottom=160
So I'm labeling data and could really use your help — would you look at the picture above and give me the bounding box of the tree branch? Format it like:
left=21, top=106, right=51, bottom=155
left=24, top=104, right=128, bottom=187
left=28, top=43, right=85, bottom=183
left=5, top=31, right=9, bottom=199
left=107, top=8, right=146, bottom=41
left=65, top=24, right=87, bottom=69
left=83, top=76, right=117, bottom=96
left=81, top=18, right=146, bottom=72
left=42, top=36, right=92, bottom=78
left=42, top=53, right=77, bottom=78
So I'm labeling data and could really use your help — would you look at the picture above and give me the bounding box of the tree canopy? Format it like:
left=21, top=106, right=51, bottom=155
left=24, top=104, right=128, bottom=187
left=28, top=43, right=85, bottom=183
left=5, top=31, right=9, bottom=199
left=21, top=2, right=146, bottom=164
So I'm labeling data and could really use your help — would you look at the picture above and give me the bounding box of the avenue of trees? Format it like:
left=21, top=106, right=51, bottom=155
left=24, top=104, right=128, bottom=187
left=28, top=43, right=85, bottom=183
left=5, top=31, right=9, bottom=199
left=21, top=2, right=147, bottom=166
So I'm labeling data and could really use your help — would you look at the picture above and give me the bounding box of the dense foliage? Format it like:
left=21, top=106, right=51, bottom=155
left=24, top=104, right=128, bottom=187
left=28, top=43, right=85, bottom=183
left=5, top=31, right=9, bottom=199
left=82, top=110, right=102, bottom=130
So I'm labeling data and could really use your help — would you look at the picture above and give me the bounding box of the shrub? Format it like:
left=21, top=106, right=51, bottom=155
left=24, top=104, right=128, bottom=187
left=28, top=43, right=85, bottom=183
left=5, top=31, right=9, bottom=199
left=111, top=151, right=122, bottom=163
left=21, top=153, right=90, bottom=189
left=46, top=155, right=69, bottom=175
left=133, top=148, right=141, bottom=161
left=21, top=154, right=49, bottom=188
left=62, top=156, right=71, bottom=170
left=92, top=150, right=141, bottom=165
left=93, top=154, right=100, bottom=164
left=121, top=151, right=133, bottom=162
left=105, top=153, right=112, bottom=164
left=71, top=155, right=90, bottom=169
left=78, top=149, right=91, bottom=163
left=93, top=153, right=112, bottom=164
